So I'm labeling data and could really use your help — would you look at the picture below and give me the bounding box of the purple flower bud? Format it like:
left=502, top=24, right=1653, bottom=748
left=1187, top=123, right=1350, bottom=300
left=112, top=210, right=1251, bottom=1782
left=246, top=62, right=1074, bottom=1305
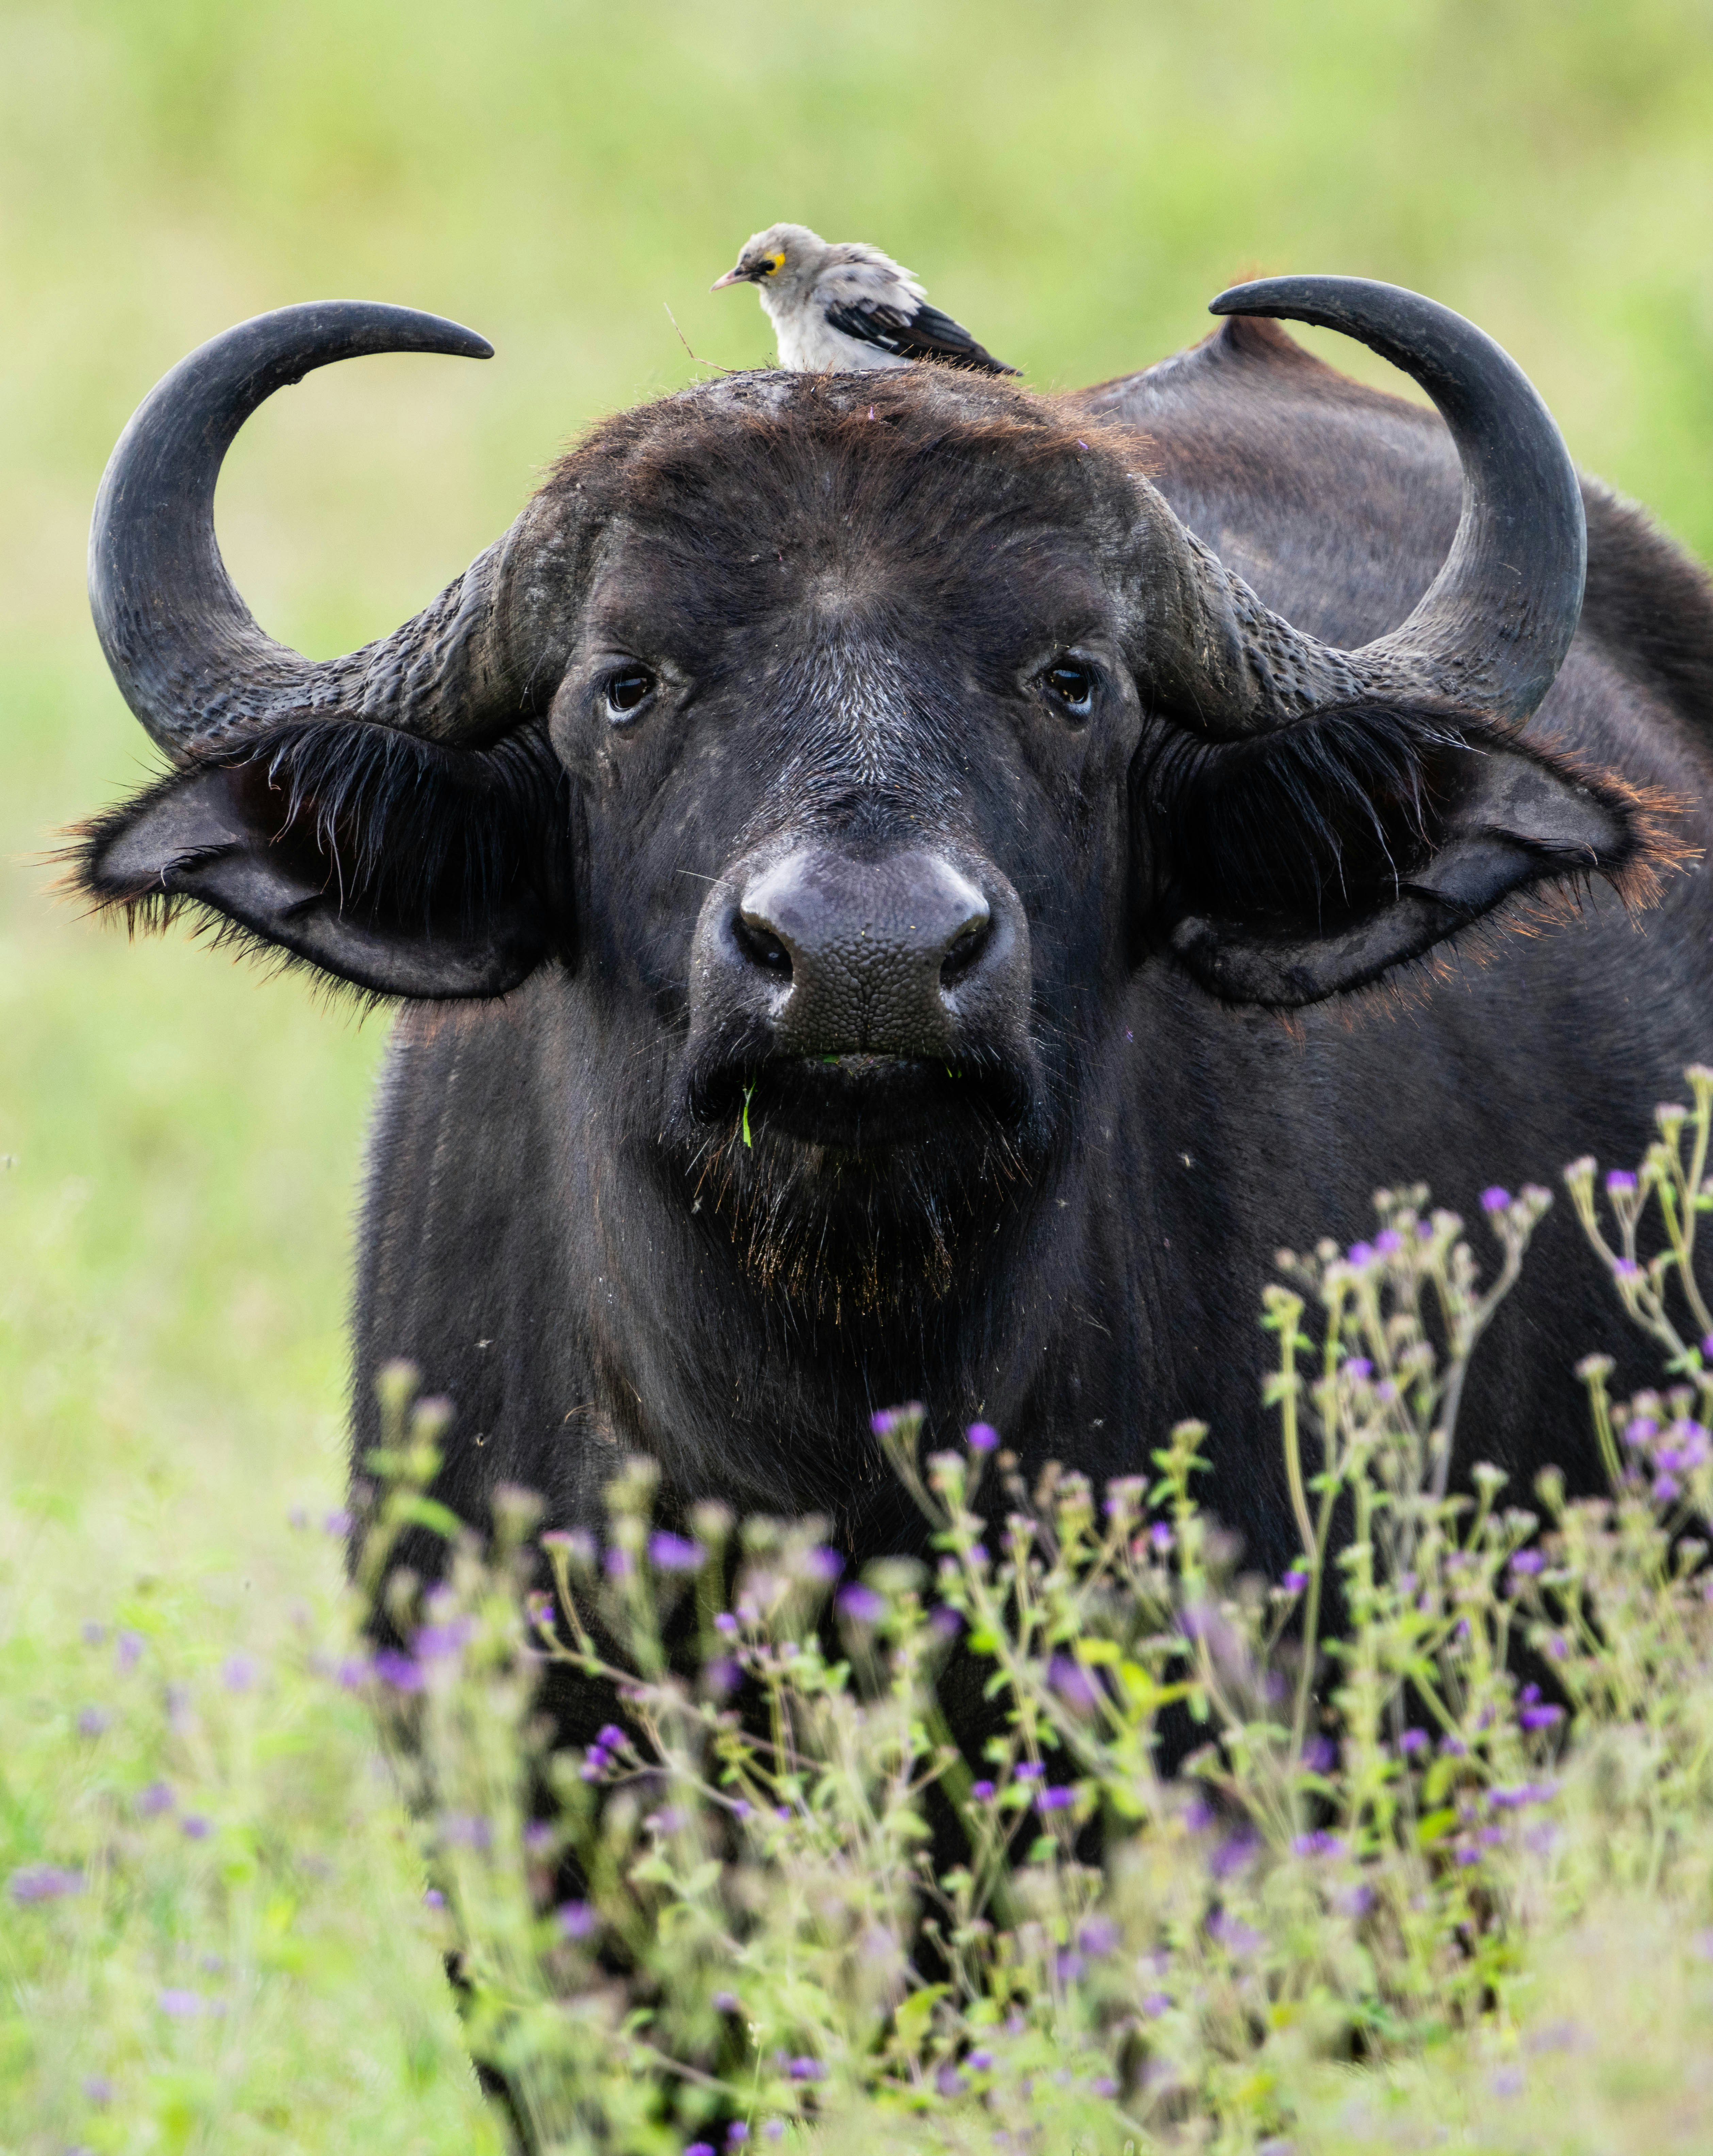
left=967, top=2046, right=995, bottom=2070
left=1149, top=1520, right=1173, bottom=1552
left=1304, top=1737, right=1338, bottom=1774
left=929, top=1605, right=963, bottom=1642
left=1342, top=1357, right=1373, bottom=1382
left=580, top=1750, right=608, bottom=1783
left=222, top=1654, right=258, bottom=1693
left=322, top=1509, right=352, bottom=1538
left=788, top=2056, right=827, bottom=2081
left=10, top=1864, right=83, bottom=1903
left=648, top=1532, right=705, bottom=1573
left=556, top=1899, right=595, bottom=1939
left=1282, top=1568, right=1308, bottom=1594
left=936, top=2063, right=965, bottom=2096
left=713, top=1990, right=739, bottom=2013
left=730, top=1798, right=752, bottom=1820
left=1141, top=1989, right=1171, bottom=2016
left=726, top=2126, right=750, bottom=2148
left=1347, top=1241, right=1376, bottom=1268
left=1049, top=1653, right=1099, bottom=1709
left=714, top=1611, right=739, bottom=1635
left=1037, top=1785, right=1075, bottom=1812
left=966, top=1421, right=1000, bottom=1453
left=704, top=1655, right=740, bottom=1698
left=76, top=1707, right=110, bottom=1738
left=181, top=1815, right=211, bottom=1840
left=869, top=1409, right=897, bottom=1437
left=803, top=1545, right=845, bottom=1582
left=115, top=1630, right=143, bottom=1672
left=1014, top=1760, right=1045, bottom=1782
left=1654, top=1473, right=1681, bottom=1504
left=837, top=1584, right=885, bottom=1624
left=1509, top=1549, right=1545, bottom=1576
left=971, top=1779, right=995, bottom=1801
left=596, top=1724, right=625, bottom=1750
left=373, top=1650, right=423, bottom=1693
left=136, top=1780, right=174, bottom=1817
left=1482, top=1186, right=1511, bottom=1214
left=1291, top=1830, right=1344, bottom=1858
left=1078, top=1915, right=1120, bottom=1956
left=1606, top=1170, right=1638, bottom=1197
left=423, top=1887, right=445, bottom=1909
left=686, top=2143, right=717, bottom=2156
left=1613, top=1257, right=1641, bottom=1280
left=1519, top=1703, right=1564, bottom=1731
left=1374, top=1228, right=1403, bottom=1255
left=1397, top=1728, right=1428, bottom=1756
left=1625, top=1417, right=1658, bottom=1447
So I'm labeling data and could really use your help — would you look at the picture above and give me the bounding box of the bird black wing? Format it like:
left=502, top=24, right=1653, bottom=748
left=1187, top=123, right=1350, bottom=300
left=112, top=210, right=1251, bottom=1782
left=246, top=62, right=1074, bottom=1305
left=822, top=297, right=1018, bottom=375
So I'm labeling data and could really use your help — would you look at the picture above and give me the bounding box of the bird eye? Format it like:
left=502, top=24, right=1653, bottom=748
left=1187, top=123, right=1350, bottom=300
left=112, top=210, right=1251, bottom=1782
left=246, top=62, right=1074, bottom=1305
left=603, top=666, right=656, bottom=721
left=1042, top=657, right=1098, bottom=717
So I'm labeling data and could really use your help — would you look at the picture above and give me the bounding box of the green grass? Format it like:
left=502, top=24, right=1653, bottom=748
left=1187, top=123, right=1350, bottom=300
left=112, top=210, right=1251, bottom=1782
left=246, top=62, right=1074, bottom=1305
left=4, top=1, right=1713, bottom=2145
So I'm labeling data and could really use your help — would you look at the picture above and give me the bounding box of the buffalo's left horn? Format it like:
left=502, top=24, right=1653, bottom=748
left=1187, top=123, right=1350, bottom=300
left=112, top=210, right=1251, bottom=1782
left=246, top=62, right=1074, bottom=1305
left=89, top=300, right=537, bottom=758
left=1150, top=276, right=1586, bottom=738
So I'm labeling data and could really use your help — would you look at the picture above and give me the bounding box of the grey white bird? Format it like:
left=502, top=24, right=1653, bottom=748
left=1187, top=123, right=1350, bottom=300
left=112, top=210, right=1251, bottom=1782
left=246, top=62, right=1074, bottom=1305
left=711, top=222, right=1017, bottom=376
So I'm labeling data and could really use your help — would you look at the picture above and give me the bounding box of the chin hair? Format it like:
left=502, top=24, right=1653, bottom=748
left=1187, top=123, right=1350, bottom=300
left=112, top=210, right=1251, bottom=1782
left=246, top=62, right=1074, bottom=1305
left=669, top=1105, right=1039, bottom=1323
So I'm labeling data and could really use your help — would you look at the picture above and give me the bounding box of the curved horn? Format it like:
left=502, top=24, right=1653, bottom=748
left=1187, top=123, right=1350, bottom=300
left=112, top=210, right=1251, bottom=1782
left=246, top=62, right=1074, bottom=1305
left=1154, top=277, right=1586, bottom=737
left=89, top=300, right=536, bottom=758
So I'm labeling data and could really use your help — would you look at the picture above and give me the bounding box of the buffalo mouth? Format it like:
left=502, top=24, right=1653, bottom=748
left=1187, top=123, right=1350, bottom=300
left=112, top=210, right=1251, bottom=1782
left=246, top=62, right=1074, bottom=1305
left=690, top=1046, right=1035, bottom=1155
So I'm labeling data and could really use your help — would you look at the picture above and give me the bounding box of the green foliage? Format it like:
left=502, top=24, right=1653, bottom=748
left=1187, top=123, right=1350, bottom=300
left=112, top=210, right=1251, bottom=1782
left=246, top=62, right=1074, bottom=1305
left=281, top=1072, right=1713, bottom=2153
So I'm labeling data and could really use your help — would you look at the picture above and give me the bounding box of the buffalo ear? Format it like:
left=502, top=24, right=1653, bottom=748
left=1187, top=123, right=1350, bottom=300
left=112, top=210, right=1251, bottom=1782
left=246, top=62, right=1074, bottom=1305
left=70, top=722, right=567, bottom=1000
left=1166, top=733, right=1653, bottom=1009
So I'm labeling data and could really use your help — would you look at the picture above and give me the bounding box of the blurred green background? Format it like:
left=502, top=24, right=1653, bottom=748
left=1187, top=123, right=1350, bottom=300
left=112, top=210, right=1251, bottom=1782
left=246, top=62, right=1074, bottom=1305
left=1, top=0, right=1710, bottom=2136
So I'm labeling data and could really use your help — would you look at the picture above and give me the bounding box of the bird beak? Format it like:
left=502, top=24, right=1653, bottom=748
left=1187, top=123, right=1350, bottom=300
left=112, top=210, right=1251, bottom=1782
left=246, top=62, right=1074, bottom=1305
left=710, top=266, right=747, bottom=291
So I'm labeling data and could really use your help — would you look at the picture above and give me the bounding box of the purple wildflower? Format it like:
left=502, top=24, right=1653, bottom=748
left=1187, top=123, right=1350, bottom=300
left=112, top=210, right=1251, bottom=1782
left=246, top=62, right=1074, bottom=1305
left=713, top=1989, right=739, bottom=2012
left=115, top=1630, right=143, bottom=1672
left=322, top=1509, right=352, bottom=1537
left=714, top=1611, right=739, bottom=1635
left=1055, top=1948, right=1084, bottom=1982
left=967, top=2047, right=994, bottom=2070
left=686, top=2144, right=717, bottom=2156
left=648, top=1532, right=705, bottom=1573
left=1654, top=1473, right=1682, bottom=1504
left=181, top=1815, right=211, bottom=1840
left=971, top=1779, right=996, bottom=1801
left=1398, top=1727, right=1428, bottom=1755
left=157, top=1989, right=203, bottom=2018
left=1207, top=1909, right=1263, bottom=1956
left=556, top=1900, right=595, bottom=1939
left=1304, top=1736, right=1338, bottom=1774
left=837, top=1584, right=885, bottom=1624
left=136, top=1781, right=174, bottom=1817
left=1282, top=1568, right=1308, bottom=1594
left=928, top=1604, right=963, bottom=1642
left=1210, top=1831, right=1260, bottom=1879
left=1149, top=1520, right=1173, bottom=1553
left=424, top=1888, right=446, bottom=1909
left=9, top=1864, right=83, bottom=1904
left=76, top=1707, right=110, bottom=1738
left=1509, top=1549, right=1545, bottom=1576
left=222, top=1654, right=258, bottom=1693
left=1078, top=1915, right=1120, bottom=1956
left=1520, top=1702, right=1564, bottom=1731
left=1049, top=1654, right=1099, bottom=1709
left=936, top=2062, right=964, bottom=2096
left=726, top=2126, right=750, bottom=2147
left=788, top=2056, right=827, bottom=2081
left=1347, top=1241, right=1376, bottom=1267
left=1038, top=1784, right=1075, bottom=1812
left=1606, top=1170, right=1638, bottom=1197
left=1375, top=1228, right=1403, bottom=1255
left=1481, top=1186, right=1511, bottom=1214
left=1614, top=1257, right=1641, bottom=1280
left=373, top=1650, right=424, bottom=1693
left=967, top=1421, right=1000, bottom=1453
left=1343, top=1356, right=1373, bottom=1381
left=1291, top=1830, right=1344, bottom=1858
left=1141, top=1990, right=1171, bottom=2017
left=803, top=1545, right=845, bottom=1582
left=1014, top=1760, right=1045, bottom=1782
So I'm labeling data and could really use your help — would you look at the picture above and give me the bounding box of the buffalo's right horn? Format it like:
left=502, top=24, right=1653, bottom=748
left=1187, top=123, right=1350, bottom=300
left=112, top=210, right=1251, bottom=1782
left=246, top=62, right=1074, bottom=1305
left=89, top=301, right=539, bottom=759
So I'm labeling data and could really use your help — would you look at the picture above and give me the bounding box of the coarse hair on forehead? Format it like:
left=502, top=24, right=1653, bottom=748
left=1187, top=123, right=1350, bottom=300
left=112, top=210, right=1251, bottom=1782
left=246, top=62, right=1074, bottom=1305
left=536, top=368, right=1160, bottom=565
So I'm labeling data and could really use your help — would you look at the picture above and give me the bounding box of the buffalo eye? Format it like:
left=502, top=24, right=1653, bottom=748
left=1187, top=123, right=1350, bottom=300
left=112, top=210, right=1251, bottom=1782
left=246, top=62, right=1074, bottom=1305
left=603, top=666, right=657, bottom=722
left=1041, top=656, right=1098, bottom=719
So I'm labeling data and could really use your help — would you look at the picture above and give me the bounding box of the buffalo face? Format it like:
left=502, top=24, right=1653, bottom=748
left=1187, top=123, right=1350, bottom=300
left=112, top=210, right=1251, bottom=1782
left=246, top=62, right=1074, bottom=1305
left=75, top=286, right=1659, bottom=1320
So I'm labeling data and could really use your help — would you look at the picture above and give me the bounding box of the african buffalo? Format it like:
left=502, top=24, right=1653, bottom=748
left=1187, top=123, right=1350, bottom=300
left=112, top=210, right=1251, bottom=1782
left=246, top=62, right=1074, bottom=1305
left=76, top=279, right=1707, bottom=1618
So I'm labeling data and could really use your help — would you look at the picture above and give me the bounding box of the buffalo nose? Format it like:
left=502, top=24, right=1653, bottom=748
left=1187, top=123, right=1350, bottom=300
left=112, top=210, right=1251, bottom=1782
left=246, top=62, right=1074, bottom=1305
left=734, top=849, right=996, bottom=1055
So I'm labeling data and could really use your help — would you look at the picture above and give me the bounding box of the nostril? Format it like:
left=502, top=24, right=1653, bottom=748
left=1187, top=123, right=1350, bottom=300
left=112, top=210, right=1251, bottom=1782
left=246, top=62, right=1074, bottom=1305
left=940, top=913, right=992, bottom=984
left=735, top=913, right=793, bottom=977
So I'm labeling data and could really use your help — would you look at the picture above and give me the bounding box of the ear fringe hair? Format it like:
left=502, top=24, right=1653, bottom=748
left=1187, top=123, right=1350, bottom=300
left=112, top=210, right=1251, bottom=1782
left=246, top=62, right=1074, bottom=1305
left=64, top=718, right=570, bottom=951
left=1141, top=701, right=1689, bottom=937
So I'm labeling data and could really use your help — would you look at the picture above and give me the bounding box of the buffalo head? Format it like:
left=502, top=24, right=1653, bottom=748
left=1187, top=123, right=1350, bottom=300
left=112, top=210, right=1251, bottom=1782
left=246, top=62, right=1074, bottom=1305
left=75, top=281, right=1649, bottom=1319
